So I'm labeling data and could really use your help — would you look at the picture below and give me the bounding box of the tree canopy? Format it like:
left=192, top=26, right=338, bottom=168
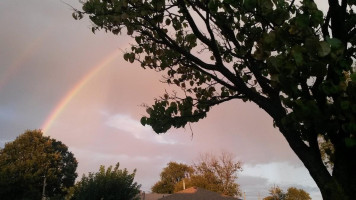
left=74, top=0, right=356, bottom=199
left=0, top=130, right=78, bottom=200
left=190, top=152, right=241, bottom=197
left=263, top=186, right=285, bottom=200
left=153, top=152, right=241, bottom=197
left=152, top=162, right=194, bottom=194
left=263, top=186, right=311, bottom=200
left=71, top=162, right=141, bottom=200
left=285, top=187, right=312, bottom=200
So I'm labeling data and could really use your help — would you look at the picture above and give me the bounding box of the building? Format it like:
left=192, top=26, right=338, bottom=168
left=158, top=187, right=242, bottom=200
left=139, top=191, right=171, bottom=200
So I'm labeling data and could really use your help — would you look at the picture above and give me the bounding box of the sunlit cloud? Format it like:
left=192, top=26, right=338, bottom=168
left=105, top=114, right=177, bottom=144
left=242, top=162, right=316, bottom=188
left=240, top=162, right=322, bottom=199
left=239, top=173, right=320, bottom=200
left=72, top=147, right=154, bottom=164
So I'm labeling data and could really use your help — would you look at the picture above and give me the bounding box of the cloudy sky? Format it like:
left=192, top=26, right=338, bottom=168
left=0, top=0, right=329, bottom=199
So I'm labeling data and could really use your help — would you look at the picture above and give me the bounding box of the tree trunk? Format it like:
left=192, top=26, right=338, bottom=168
left=275, top=123, right=354, bottom=200
left=329, top=142, right=356, bottom=200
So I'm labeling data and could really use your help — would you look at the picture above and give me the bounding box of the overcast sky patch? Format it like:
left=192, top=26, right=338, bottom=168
left=242, top=162, right=316, bottom=188
left=105, top=114, right=177, bottom=144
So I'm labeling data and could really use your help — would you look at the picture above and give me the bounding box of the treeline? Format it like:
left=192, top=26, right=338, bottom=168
left=151, top=154, right=311, bottom=199
left=263, top=185, right=312, bottom=200
left=0, top=130, right=312, bottom=200
left=0, top=130, right=140, bottom=200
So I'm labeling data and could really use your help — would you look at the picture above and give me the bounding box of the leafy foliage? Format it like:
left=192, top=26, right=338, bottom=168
left=263, top=186, right=311, bottom=200
left=71, top=162, right=141, bottom=200
left=285, top=187, right=312, bottom=200
left=0, top=130, right=78, bottom=200
left=190, top=152, right=242, bottom=197
left=74, top=0, right=356, bottom=199
left=152, top=162, right=194, bottom=194
left=153, top=152, right=241, bottom=197
left=264, top=186, right=286, bottom=200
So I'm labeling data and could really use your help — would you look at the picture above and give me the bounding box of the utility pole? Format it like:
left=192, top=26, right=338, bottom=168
left=42, top=175, right=47, bottom=200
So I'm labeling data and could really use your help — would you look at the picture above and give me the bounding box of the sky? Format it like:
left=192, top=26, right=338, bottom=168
left=0, top=0, right=328, bottom=199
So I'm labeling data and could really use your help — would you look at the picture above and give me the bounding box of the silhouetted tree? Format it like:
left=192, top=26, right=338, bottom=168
left=71, top=162, right=141, bottom=200
left=0, top=130, right=77, bottom=199
left=74, top=0, right=356, bottom=199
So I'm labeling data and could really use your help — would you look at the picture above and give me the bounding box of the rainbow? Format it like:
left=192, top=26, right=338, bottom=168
left=41, top=50, right=121, bottom=134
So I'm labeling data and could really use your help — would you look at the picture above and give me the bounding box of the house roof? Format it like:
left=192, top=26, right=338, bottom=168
left=143, top=193, right=171, bottom=200
left=158, top=187, right=240, bottom=200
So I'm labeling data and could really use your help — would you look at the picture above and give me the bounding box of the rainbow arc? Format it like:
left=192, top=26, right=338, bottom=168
left=41, top=50, right=121, bottom=134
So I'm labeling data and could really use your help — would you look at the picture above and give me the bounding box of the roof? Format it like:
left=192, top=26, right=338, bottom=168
left=158, top=187, right=240, bottom=200
left=139, top=192, right=171, bottom=200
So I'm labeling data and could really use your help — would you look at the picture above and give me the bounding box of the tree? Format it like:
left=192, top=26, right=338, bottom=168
left=190, top=152, right=242, bottom=197
left=155, top=152, right=242, bottom=197
left=152, top=162, right=194, bottom=194
left=74, top=0, right=356, bottom=199
left=264, top=186, right=311, bottom=200
left=285, top=187, right=312, bottom=200
left=264, top=186, right=286, bottom=200
left=71, top=162, right=141, bottom=200
left=0, top=130, right=78, bottom=199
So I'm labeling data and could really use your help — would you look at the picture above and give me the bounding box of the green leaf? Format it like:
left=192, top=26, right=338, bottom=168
left=326, top=37, right=343, bottom=49
left=340, top=101, right=350, bottom=110
left=140, top=117, right=147, bottom=125
left=146, top=107, right=153, bottom=114
left=243, top=0, right=257, bottom=10
left=72, top=12, right=78, bottom=20
left=186, top=34, right=197, bottom=43
left=345, top=137, right=356, bottom=147
left=259, top=0, right=273, bottom=14
left=350, top=73, right=356, bottom=81
left=263, top=31, right=276, bottom=45
left=208, top=0, right=219, bottom=12
left=190, top=80, right=194, bottom=86
left=253, top=47, right=267, bottom=60
left=268, top=55, right=284, bottom=70
left=317, top=41, right=331, bottom=57
left=295, top=14, right=309, bottom=29
left=128, top=53, right=135, bottom=63
left=154, top=0, right=165, bottom=10
left=311, top=10, right=323, bottom=26
left=123, top=53, right=130, bottom=61
left=291, top=46, right=304, bottom=66
left=242, top=75, right=249, bottom=82
left=127, top=27, right=134, bottom=35
left=271, top=74, right=279, bottom=82
left=165, top=18, right=171, bottom=25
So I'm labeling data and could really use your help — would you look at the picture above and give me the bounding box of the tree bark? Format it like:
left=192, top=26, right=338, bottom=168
left=331, top=142, right=356, bottom=200
left=277, top=124, right=355, bottom=200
